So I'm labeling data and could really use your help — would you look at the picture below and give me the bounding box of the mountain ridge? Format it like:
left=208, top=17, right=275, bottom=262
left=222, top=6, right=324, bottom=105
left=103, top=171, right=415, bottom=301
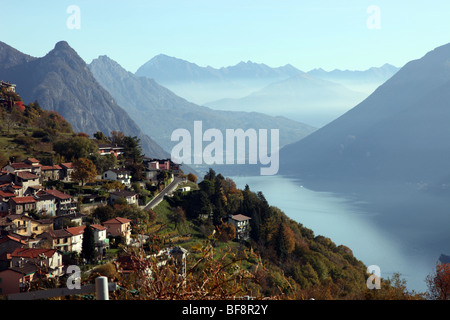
left=279, top=41, right=450, bottom=187
left=0, top=41, right=169, bottom=159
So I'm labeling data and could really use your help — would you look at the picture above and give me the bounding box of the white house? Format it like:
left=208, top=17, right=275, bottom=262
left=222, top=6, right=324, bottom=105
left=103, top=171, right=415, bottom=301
left=34, top=193, right=57, bottom=216
left=65, top=226, right=85, bottom=253
left=90, top=224, right=108, bottom=255
left=10, top=248, right=64, bottom=277
left=102, top=169, right=131, bottom=186
left=228, top=214, right=251, bottom=240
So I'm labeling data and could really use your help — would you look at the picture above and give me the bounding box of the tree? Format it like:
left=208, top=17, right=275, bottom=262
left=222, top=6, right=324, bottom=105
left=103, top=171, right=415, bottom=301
left=82, top=224, right=96, bottom=263
left=167, top=206, right=186, bottom=230
left=187, top=173, right=197, bottom=183
left=54, top=136, right=97, bottom=161
left=216, top=222, right=236, bottom=242
left=94, top=131, right=110, bottom=142
left=426, top=262, right=450, bottom=300
left=71, top=158, right=97, bottom=186
left=92, top=205, right=115, bottom=223
left=110, top=131, right=126, bottom=146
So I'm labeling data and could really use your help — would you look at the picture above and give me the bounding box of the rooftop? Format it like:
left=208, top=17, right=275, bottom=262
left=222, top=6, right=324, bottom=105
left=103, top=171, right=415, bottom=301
left=230, top=214, right=251, bottom=222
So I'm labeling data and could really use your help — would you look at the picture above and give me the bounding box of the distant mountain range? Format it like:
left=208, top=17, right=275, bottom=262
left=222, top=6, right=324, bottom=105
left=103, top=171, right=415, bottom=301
left=136, top=54, right=398, bottom=127
left=279, top=42, right=450, bottom=188
left=135, top=54, right=305, bottom=105
left=89, top=55, right=316, bottom=174
left=307, top=63, right=399, bottom=94
left=0, top=41, right=169, bottom=159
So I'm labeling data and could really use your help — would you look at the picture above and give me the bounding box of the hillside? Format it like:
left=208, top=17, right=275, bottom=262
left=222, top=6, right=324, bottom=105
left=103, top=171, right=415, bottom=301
left=142, top=169, right=421, bottom=300
left=0, top=88, right=73, bottom=165
left=0, top=41, right=168, bottom=160
left=280, top=42, right=450, bottom=187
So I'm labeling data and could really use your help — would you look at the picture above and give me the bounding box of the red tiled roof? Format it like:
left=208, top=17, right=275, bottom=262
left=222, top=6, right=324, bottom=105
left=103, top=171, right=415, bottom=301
left=43, top=189, right=72, bottom=200
left=26, top=158, right=40, bottom=163
left=41, top=165, right=62, bottom=171
left=60, top=163, right=74, bottom=169
left=16, top=171, right=39, bottom=180
left=91, top=224, right=106, bottom=231
left=11, top=248, right=57, bottom=259
left=11, top=196, right=36, bottom=204
left=42, top=229, right=71, bottom=239
left=8, top=163, right=33, bottom=169
left=0, top=234, right=27, bottom=245
left=0, top=190, right=16, bottom=198
left=65, top=226, right=86, bottom=236
left=103, top=217, right=132, bottom=225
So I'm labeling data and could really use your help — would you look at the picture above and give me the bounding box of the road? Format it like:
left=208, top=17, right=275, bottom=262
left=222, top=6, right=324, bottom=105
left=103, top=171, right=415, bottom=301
left=144, top=176, right=185, bottom=210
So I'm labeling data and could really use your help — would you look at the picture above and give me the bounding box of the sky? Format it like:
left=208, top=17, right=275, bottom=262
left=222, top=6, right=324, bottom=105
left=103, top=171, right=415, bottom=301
left=1, top=1, right=450, bottom=73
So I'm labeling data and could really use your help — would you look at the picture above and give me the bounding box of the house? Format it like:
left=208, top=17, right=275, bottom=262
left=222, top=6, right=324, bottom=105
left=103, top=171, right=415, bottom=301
left=10, top=248, right=64, bottom=278
left=3, top=162, right=33, bottom=174
left=38, top=230, right=72, bottom=252
left=228, top=214, right=251, bottom=240
left=6, top=214, right=33, bottom=237
left=11, top=172, right=41, bottom=196
left=29, top=219, right=53, bottom=236
left=103, top=217, right=132, bottom=245
left=34, top=192, right=57, bottom=216
left=0, top=80, right=16, bottom=93
left=90, top=224, right=108, bottom=255
left=143, top=158, right=171, bottom=171
left=98, top=143, right=124, bottom=157
left=40, top=165, right=62, bottom=181
left=39, top=189, right=77, bottom=216
left=102, top=169, right=131, bottom=186
left=60, top=163, right=74, bottom=182
left=54, top=212, right=83, bottom=229
left=109, top=190, right=138, bottom=206
left=0, top=233, right=26, bottom=258
left=0, top=262, right=37, bottom=295
left=3, top=158, right=42, bottom=177
left=65, top=226, right=85, bottom=253
left=178, top=186, right=191, bottom=193
left=9, top=197, right=37, bottom=215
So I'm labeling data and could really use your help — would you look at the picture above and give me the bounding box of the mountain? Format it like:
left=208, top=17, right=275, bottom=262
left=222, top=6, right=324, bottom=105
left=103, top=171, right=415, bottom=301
left=89, top=55, right=316, bottom=174
left=0, top=41, right=168, bottom=159
left=280, top=42, right=450, bottom=188
left=135, top=54, right=304, bottom=104
left=0, top=41, right=36, bottom=69
left=206, top=73, right=367, bottom=127
left=308, top=64, right=399, bottom=95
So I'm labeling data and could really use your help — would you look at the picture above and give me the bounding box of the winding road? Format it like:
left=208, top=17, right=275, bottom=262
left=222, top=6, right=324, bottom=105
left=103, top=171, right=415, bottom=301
left=144, top=176, right=185, bottom=210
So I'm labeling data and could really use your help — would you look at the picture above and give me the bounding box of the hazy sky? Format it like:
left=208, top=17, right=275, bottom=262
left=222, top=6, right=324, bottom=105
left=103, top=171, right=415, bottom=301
left=2, top=1, right=450, bottom=73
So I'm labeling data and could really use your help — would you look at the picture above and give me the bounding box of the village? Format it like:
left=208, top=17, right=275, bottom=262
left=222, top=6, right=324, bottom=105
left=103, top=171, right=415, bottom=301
left=0, top=144, right=192, bottom=296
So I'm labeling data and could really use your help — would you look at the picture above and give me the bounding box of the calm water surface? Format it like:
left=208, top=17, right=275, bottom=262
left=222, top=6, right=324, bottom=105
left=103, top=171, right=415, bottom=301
left=231, top=175, right=436, bottom=293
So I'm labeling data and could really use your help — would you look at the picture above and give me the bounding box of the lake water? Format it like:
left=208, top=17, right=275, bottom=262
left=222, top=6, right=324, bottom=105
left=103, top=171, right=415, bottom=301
left=230, top=175, right=437, bottom=293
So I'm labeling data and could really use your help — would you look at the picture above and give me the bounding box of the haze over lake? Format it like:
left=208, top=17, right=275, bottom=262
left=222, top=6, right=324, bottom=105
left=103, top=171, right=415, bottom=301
left=231, top=175, right=442, bottom=293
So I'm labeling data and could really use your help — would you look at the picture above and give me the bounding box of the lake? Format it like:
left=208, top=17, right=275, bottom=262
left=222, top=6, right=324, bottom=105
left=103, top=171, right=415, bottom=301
left=230, top=175, right=439, bottom=293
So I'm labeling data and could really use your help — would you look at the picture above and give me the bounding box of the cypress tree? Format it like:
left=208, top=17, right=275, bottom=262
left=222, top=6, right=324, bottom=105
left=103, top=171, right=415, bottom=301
left=82, top=224, right=96, bottom=263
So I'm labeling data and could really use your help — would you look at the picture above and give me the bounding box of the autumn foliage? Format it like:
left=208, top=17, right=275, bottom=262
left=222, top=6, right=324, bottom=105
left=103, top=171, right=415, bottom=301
left=426, top=262, right=450, bottom=300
